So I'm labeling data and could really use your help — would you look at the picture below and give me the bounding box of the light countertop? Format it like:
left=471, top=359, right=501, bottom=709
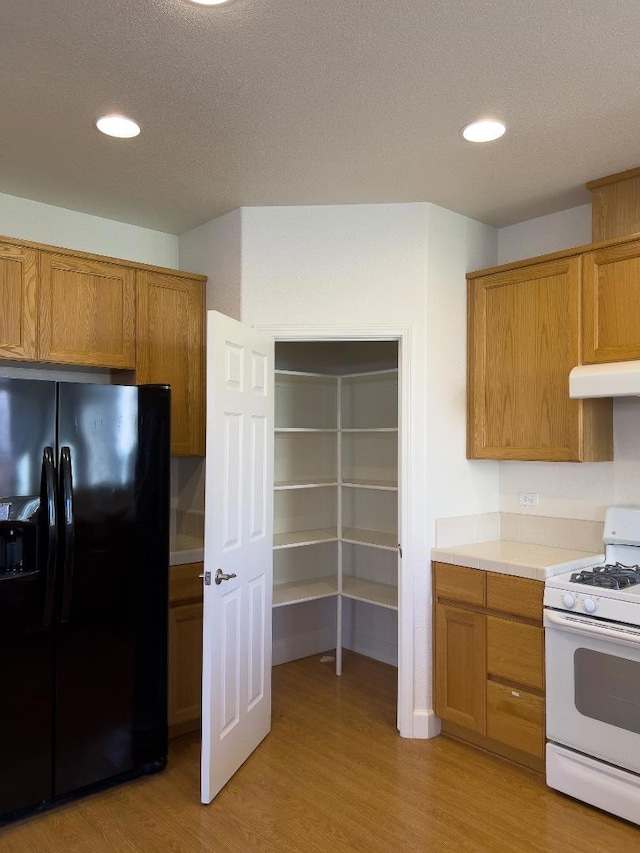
left=170, top=535, right=204, bottom=566
left=431, top=540, right=603, bottom=582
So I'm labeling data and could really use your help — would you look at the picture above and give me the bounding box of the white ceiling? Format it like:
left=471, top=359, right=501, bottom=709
left=3, top=0, right=640, bottom=235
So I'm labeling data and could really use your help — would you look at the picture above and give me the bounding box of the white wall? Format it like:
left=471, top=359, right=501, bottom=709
left=0, top=191, right=178, bottom=267
left=179, top=208, right=242, bottom=318
left=497, top=204, right=591, bottom=265
left=496, top=203, right=640, bottom=523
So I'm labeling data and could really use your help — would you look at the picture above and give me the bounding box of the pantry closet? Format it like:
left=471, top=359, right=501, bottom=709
left=271, top=341, right=400, bottom=698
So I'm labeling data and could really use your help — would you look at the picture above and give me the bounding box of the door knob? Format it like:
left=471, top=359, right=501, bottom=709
left=215, top=569, right=237, bottom=585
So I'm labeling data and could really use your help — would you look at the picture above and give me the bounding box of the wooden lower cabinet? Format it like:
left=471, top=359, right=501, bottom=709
left=169, top=562, right=204, bottom=738
left=434, top=605, right=486, bottom=733
left=433, top=561, right=545, bottom=771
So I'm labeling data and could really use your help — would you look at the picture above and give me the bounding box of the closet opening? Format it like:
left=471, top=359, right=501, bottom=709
left=272, top=339, right=400, bottom=727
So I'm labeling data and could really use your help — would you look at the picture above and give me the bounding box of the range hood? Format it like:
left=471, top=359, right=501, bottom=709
left=569, top=361, right=640, bottom=398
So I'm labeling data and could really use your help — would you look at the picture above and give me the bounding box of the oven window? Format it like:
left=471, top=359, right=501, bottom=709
left=575, top=649, right=640, bottom=734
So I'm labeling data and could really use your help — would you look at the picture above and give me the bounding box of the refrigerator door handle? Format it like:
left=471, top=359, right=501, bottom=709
left=59, top=446, right=75, bottom=624
left=41, top=446, right=58, bottom=628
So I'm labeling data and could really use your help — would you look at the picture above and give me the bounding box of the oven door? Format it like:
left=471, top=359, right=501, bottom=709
left=544, top=608, right=640, bottom=775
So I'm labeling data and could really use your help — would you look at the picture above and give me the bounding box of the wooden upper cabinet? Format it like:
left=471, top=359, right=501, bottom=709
left=468, top=256, right=613, bottom=462
left=0, top=242, right=38, bottom=361
left=582, top=239, right=640, bottom=363
left=136, top=270, right=205, bottom=456
left=39, top=252, right=136, bottom=368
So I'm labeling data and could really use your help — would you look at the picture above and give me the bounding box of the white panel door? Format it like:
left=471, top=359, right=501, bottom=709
left=201, top=311, right=274, bottom=803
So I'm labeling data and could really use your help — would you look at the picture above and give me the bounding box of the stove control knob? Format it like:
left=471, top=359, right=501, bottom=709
left=584, top=597, right=598, bottom=614
left=562, top=593, right=576, bottom=609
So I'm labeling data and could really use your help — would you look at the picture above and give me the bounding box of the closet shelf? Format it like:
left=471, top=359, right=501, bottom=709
left=342, top=577, right=398, bottom=610
left=340, top=428, right=398, bottom=434
left=341, top=527, right=397, bottom=550
left=275, top=428, right=338, bottom=433
left=273, top=528, right=339, bottom=549
left=341, top=479, right=397, bottom=490
left=275, top=479, right=338, bottom=490
left=273, top=575, right=338, bottom=607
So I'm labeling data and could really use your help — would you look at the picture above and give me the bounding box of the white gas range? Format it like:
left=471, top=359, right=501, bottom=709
left=544, top=506, right=640, bottom=826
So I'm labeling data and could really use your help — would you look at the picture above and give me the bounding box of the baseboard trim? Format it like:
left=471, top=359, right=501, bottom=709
left=409, top=709, right=441, bottom=740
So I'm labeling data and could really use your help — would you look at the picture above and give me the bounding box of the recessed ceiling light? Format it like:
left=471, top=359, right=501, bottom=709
left=188, top=0, right=231, bottom=5
left=95, top=114, right=141, bottom=139
left=461, top=119, right=506, bottom=143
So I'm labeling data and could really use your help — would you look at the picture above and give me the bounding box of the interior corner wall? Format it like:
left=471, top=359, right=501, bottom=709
left=0, top=191, right=179, bottom=267
left=179, top=209, right=242, bottom=319
left=495, top=203, right=640, bottom=523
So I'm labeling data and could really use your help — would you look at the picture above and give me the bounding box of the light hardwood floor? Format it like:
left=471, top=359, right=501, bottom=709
left=2, top=653, right=638, bottom=852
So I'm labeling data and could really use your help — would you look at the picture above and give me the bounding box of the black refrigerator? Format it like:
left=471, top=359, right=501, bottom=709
left=0, top=378, right=170, bottom=823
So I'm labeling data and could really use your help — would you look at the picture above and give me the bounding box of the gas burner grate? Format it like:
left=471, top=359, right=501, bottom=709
left=570, top=562, right=640, bottom=589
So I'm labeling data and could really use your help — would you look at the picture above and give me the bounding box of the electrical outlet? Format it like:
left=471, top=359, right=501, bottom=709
left=519, top=492, right=539, bottom=507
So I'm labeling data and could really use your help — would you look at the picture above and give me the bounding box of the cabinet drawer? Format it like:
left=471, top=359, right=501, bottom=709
left=486, top=616, right=544, bottom=690
left=170, top=562, right=204, bottom=605
left=434, top=562, right=485, bottom=606
left=487, top=680, right=545, bottom=758
left=486, top=572, right=543, bottom=621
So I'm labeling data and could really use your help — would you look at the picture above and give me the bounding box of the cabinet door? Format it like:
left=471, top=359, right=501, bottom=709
left=168, top=601, right=203, bottom=736
left=0, top=243, right=37, bottom=360
left=583, top=239, right=640, bottom=363
left=136, top=271, right=205, bottom=456
left=39, top=252, right=135, bottom=367
left=434, top=603, right=486, bottom=734
left=468, top=257, right=612, bottom=462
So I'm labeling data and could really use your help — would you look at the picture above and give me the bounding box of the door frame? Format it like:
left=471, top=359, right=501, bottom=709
left=258, top=323, right=413, bottom=738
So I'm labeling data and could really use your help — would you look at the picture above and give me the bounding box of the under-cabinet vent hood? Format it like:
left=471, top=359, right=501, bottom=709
left=569, top=361, right=640, bottom=398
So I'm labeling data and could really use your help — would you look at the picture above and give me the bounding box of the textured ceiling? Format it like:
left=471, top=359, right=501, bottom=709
left=2, top=0, right=640, bottom=234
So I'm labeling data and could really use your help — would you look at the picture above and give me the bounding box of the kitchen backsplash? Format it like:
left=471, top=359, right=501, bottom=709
left=435, top=512, right=604, bottom=553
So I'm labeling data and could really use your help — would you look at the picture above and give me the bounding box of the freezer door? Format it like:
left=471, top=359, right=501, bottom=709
left=54, top=382, right=169, bottom=797
left=0, top=378, right=56, bottom=820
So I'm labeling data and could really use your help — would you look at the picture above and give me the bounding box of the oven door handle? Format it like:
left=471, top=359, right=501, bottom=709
left=545, top=608, right=640, bottom=648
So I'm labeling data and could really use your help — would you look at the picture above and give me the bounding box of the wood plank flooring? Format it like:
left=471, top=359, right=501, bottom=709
left=2, top=652, right=639, bottom=852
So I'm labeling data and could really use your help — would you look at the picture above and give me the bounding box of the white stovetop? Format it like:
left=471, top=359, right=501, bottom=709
left=431, top=540, right=604, bottom=582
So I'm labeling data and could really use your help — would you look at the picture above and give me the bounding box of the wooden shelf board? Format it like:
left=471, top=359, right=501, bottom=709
left=273, top=575, right=338, bottom=607
left=273, top=528, right=338, bottom=549
left=341, top=527, right=397, bottom=550
left=341, top=479, right=397, bottom=490
left=342, top=577, right=398, bottom=610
